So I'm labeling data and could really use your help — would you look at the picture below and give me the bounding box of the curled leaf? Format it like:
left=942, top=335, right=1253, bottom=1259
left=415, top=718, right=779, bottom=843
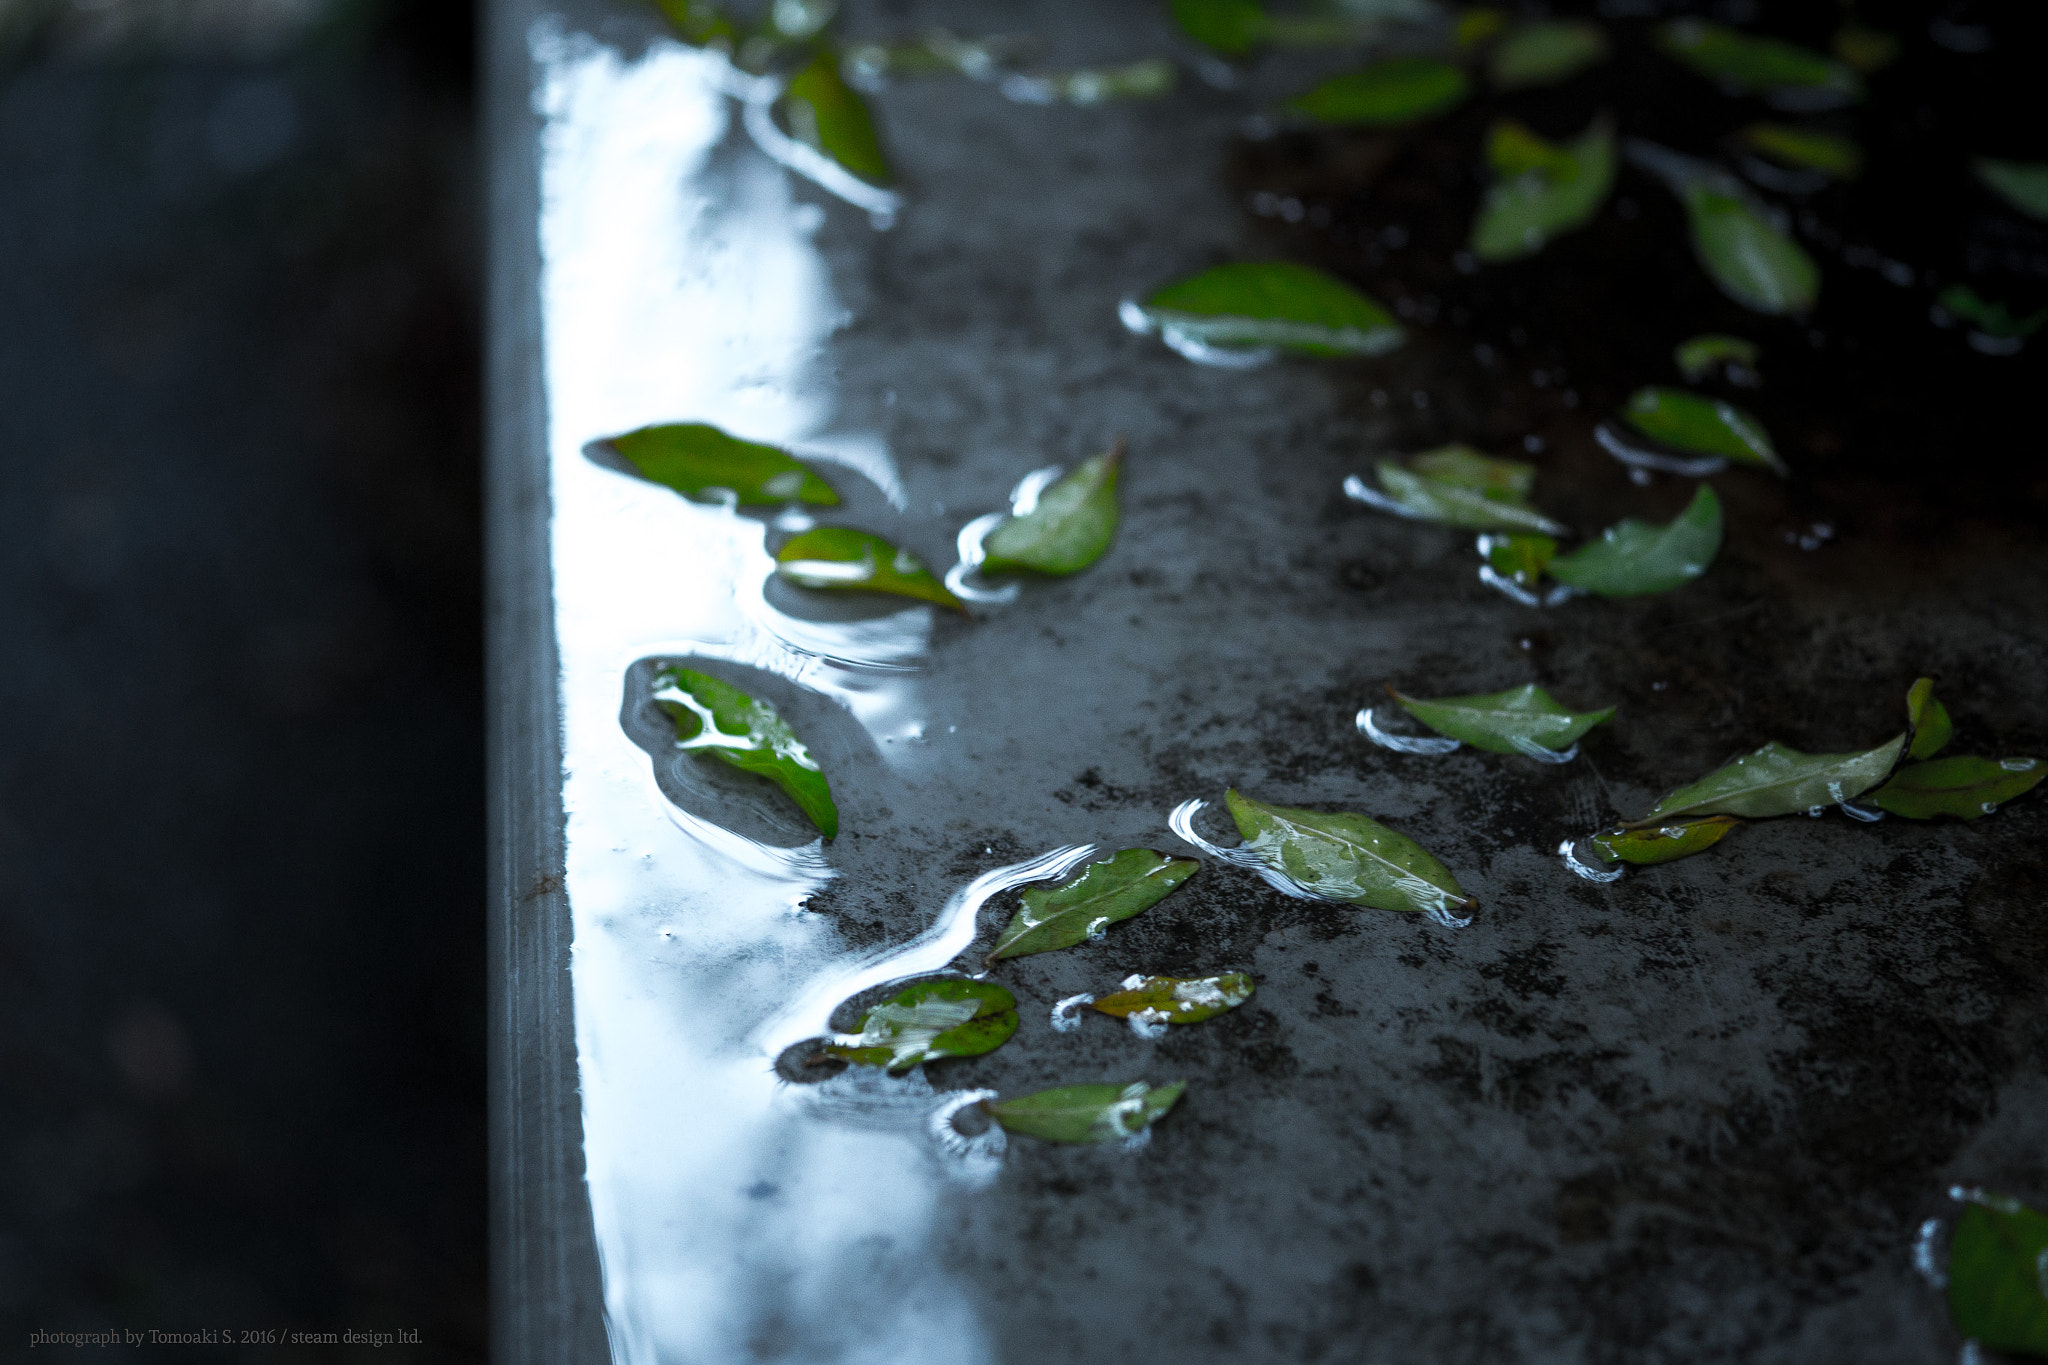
left=1655, top=18, right=1861, bottom=107
left=1946, top=1191, right=2048, bottom=1356
left=1352, top=446, right=1568, bottom=535
left=985, top=1079, right=1186, bottom=1144
left=1638, top=733, right=1906, bottom=823
left=1091, top=973, right=1254, bottom=1026
left=987, top=849, right=1198, bottom=963
left=980, top=446, right=1120, bottom=574
left=602, top=422, right=840, bottom=506
left=1906, top=677, right=1953, bottom=760
left=1975, top=158, right=2048, bottom=222
left=1390, top=683, right=1613, bottom=756
left=1674, top=333, right=1758, bottom=382
left=1224, top=788, right=1472, bottom=918
left=1490, top=20, right=1609, bottom=90
left=782, top=49, right=892, bottom=187
left=826, top=979, right=1017, bottom=1071
left=1547, top=484, right=1722, bottom=599
left=1285, top=57, right=1469, bottom=127
left=1871, top=756, right=2043, bottom=821
left=1589, top=816, right=1740, bottom=865
left=1622, top=387, right=1784, bottom=474
left=654, top=667, right=838, bottom=837
left=1471, top=116, right=1615, bottom=262
left=1127, top=261, right=1404, bottom=361
left=1737, top=123, right=1862, bottom=179
left=775, top=528, right=966, bottom=611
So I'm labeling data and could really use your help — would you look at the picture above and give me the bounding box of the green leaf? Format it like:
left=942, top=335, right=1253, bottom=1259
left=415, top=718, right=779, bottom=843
left=783, top=49, right=891, bottom=187
left=985, top=1080, right=1186, bottom=1144
left=1285, top=57, right=1469, bottom=127
left=1938, top=285, right=2048, bottom=341
left=1947, top=1193, right=2048, bottom=1356
left=987, top=848, right=1198, bottom=963
left=1483, top=532, right=1555, bottom=588
left=1622, top=387, right=1784, bottom=474
left=1390, top=683, right=1613, bottom=757
left=1638, top=734, right=1906, bottom=823
left=1471, top=117, right=1614, bottom=262
left=1674, top=333, right=1758, bottom=382
left=1975, top=158, right=2048, bottom=222
left=826, top=979, right=1017, bottom=1072
left=1359, top=446, right=1568, bottom=535
left=1906, top=677, right=1953, bottom=760
left=775, top=528, right=967, bottom=612
left=653, top=0, right=736, bottom=47
left=1172, top=0, right=1266, bottom=55
left=654, top=667, right=838, bottom=837
left=1547, top=484, right=1722, bottom=599
left=1224, top=789, right=1473, bottom=917
left=1589, top=816, right=1740, bottom=865
left=1091, top=973, right=1255, bottom=1026
left=1871, top=756, right=2044, bottom=821
left=1831, top=22, right=1898, bottom=75
left=603, top=423, right=840, bottom=506
left=1655, top=18, right=1862, bottom=104
left=980, top=446, right=1120, bottom=575
left=1489, top=20, right=1609, bottom=90
left=1737, top=123, right=1862, bottom=179
left=1133, top=261, right=1405, bottom=359
left=1683, top=180, right=1820, bottom=315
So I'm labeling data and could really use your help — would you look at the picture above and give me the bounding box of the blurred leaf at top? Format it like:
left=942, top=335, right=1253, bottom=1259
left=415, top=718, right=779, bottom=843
left=1905, top=676, right=1953, bottom=760
left=654, top=666, right=838, bottom=837
left=1353, top=446, right=1567, bottom=534
left=1631, top=142, right=1819, bottom=315
left=1223, top=789, right=1473, bottom=917
left=1589, top=816, right=1739, bottom=865
left=1389, top=683, right=1613, bottom=756
left=653, top=0, right=736, bottom=48
left=1091, top=973, right=1255, bottom=1026
left=987, top=848, right=1198, bottom=963
left=1674, top=333, right=1758, bottom=383
left=603, top=422, right=840, bottom=506
left=825, top=979, right=1017, bottom=1071
left=782, top=49, right=891, bottom=186
left=1831, top=21, right=1898, bottom=74
left=1938, top=285, right=2048, bottom=342
left=1871, top=756, right=2044, bottom=820
left=1471, top=116, right=1614, bottom=262
left=985, top=1080, right=1185, bottom=1143
left=1654, top=18, right=1862, bottom=108
left=1974, top=159, right=2048, bottom=221
left=1286, top=56, right=1469, bottom=126
left=1622, top=387, right=1785, bottom=474
left=981, top=446, right=1121, bottom=574
left=775, top=527, right=966, bottom=611
left=1171, top=0, right=1266, bottom=54
left=1131, top=261, right=1405, bottom=359
left=1547, top=484, right=1722, bottom=599
left=1945, top=1192, right=2048, bottom=1356
left=1489, top=20, right=1609, bottom=90
left=1636, top=733, right=1905, bottom=823
left=1737, top=123, right=1862, bottom=179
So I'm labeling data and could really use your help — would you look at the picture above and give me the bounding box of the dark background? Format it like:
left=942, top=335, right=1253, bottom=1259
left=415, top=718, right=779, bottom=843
left=0, top=2, right=486, bottom=1357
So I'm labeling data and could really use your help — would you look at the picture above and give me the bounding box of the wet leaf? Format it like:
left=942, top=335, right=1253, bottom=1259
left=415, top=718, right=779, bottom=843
left=654, top=0, right=736, bottom=47
left=1683, top=180, right=1820, bottom=314
left=603, top=422, right=840, bottom=506
left=1489, top=20, right=1609, bottom=90
left=1483, top=532, right=1555, bottom=587
left=1390, top=683, right=1613, bottom=756
left=1638, top=733, right=1906, bottom=823
left=826, top=979, right=1017, bottom=1072
left=1906, top=677, right=1953, bottom=760
left=1831, top=22, right=1898, bottom=75
left=1285, top=57, right=1469, bottom=127
left=1975, top=158, right=2048, bottom=222
left=1947, top=1192, right=2048, bottom=1356
left=985, top=1079, right=1186, bottom=1144
left=1589, top=816, right=1740, bottom=865
left=1002, top=59, right=1176, bottom=106
left=1547, top=484, right=1722, bottom=599
left=1133, top=261, right=1404, bottom=359
left=1224, top=789, right=1473, bottom=917
left=986, top=849, right=1199, bottom=963
left=1622, top=387, right=1784, bottom=474
left=980, top=446, right=1120, bottom=574
left=654, top=666, right=838, bottom=837
left=1870, top=756, right=2044, bottom=821
left=775, top=528, right=966, bottom=611
left=1655, top=19, right=1862, bottom=105
left=1090, top=973, right=1255, bottom=1025
left=1737, top=123, right=1862, bottom=179
left=1674, top=333, right=1758, bottom=382
left=1937, top=285, right=2048, bottom=341
left=782, top=49, right=891, bottom=187
left=1171, top=0, right=1266, bottom=55
left=1471, top=117, right=1614, bottom=262
left=1360, top=446, right=1568, bottom=534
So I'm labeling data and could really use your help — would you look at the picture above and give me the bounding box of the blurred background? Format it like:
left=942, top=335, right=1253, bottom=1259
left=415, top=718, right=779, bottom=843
left=0, top=0, right=485, bottom=1356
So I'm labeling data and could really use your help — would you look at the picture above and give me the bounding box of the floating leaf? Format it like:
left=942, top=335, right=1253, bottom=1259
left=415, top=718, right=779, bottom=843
left=1483, top=532, right=1555, bottom=587
left=1906, top=677, right=1953, bottom=760
left=782, top=49, right=891, bottom=187
left=1831, top=22, right=1898, bottom=74
left=985, top=1080, right=1186, bottom=1144
left=1490, top=20, right=1609, bottom=90
left=1172, top=0, right=1266, bottom=54
left=1285, top=57, right=1469, bottom=127
left=1130, top=261, right=1405, bottom=360
left=1357, top=446, right=1568, bottom=534
left=1224, top=789, right=1472, bottom=917
left=1638, top=733, right=1906, bottom=823
left=1870, top=756, right=2044, bottom=821
left=981, top=446, right=1120, bottom=574
left=1737, top=123, right=1862, bottom=179
left=1622, top=387, right=1784, bottom=474
left=1090, top=973, right=1255, bottom=1026
left=603, top=423, right=840, bottom=506
left=1629, top=142, right=1821, bottom=315
left=1589, top=816, right=1740, bottom=865
left=654, top=666, right=838, bottom=837
left=654, top=0, right=736, bottom=47
left=1947, top=1192, right=2048, bottom=1357
left=1655, top=18, right=1861, bottom=106
left=775, top=528, right=966, bottom=611
left=1002, top=59, right=1176, bottom=106
left=986, top=849, right=1198, bottom=963
left=1937, top=285, right=2048, bottom=342
left=826, top=979, right=1017, bottom=1072
left=1471, top=117, right=1614, bottom=262
left=1390, top=683, right=1613, bottom=757
left=1975, top=159, right=2048, bottom=222
left=1548, top=485, right=1722, bottom=599
left=1674, top=333, right=1758, bottom=382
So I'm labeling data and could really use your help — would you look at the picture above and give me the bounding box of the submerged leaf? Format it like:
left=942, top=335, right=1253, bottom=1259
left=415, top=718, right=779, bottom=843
left=1483, top=532, right=1556, bottom=587
left=985, top=1080, right=1185, bottom=1144
left=987, top=849, right=1198, bottom=963
left=1490, top=20, right=1609, bottom=90
left=1684, top=180, right=1819, bottom=314
left=1286, top=57, right=1469, bottom=127
left=1471, top=117, right=1615, bottom=262
left=1975, top=158, right=2048, bottom=222
left=1390, top=683, right=1613, bottom=756
left=1737, top=123, right=1862, bottom=179
left=1623, top=388, right=1784, bottom=474
left=981, top=446, right=1120, bottom=574
left=775, top=528, right=966, bottom=611
left=826, top=979, right=1017, bottom=1071
left=1091, top=973, right=1255, bottom=1026
left=1224, top=789, right=1472, bottom=917
left=1906, top=677, right=1953, bottom=760
left=604, top=422, right=840, bottom=506
left=1947, top=1192, right=2048, bottom=1356
left=655, top=667, right=838, bottom=837
left=1132, top=261, right=1404, bottom=359
left=1548, top=484, right=1722, bottom=599
left=1655, top=19, right=1861, bottom=105
left=1172, top=0, right=1266, bottom=54
left=782, top=49, right=891, bottom=186
left=1871, top=756, right=2044, bottom=820
left=1673, top=333, right=1758, bottom=382
left=1639, top=733, right=1905, bottom=823
left=1360, top=447, right=1567, bottom=534
left=1589, top=816, right=1740, bottom=865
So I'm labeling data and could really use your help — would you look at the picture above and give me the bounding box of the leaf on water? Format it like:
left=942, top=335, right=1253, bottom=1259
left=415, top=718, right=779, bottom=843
left=1736, top=123, right=1862, bottom=179
left=1975, top=158, right=2048, bottom=222
left=1285, top=57, right=1470, bottom=127
left=986, top=849, right=1199, bottom=963
left=1547, top=484, right=1722, bottom=599
left=1133, top=261, right=1405, bottom=359
left=603, top=422, right=840, bottom=507
left=1622, top=387, right=1784, bottom=474
left=654, top=0, right=737, bottom=48
left=1172, top=0, right=1266, bottom=54
left=1483, top=532, right=1556, bottom=587
left=1589, top=816, right=1740, bottom=865
left=1937, top=285, right=2048, bottom=342
left=1906, top=677, right=1953, bottom=760
left=654, top=666, right=838, bottom=837
left=1471, top=116, right=1615, bottom=262
left=980, top=445, right=1120, bottom=574
left=1389, top=683, right=1613, bottom=756
left=985, top=1079, right=1186, bottom=1144
left=1637, top=733, right=1906, bottom=823
left=1947, top=1192, right=2048, bottom=1356
left=1655, top=18, right=1862, bottom=105
left=1674, top=333, right=1758, bottom=382
left=1831, top=22, right=1898, bottom=75
left=1870, top=756, right=2043, bottom=821
left=775, top=527, right=967, bottom=611
left=1090, top=973, right=1255, bottom=1026
left=1224, top=789, right=1473, bottom=917
left=1684, top=180, right=1820, bottom=314
left=1362, top=446, right=1568, bottom=535
left=1490, top=20, right=1610, bottom=90
left=826, top=979, right=1018, bottom=1072
left=782, top=49, right=892, bottom=187
left=1002, top=59, right=1176, bottom=106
